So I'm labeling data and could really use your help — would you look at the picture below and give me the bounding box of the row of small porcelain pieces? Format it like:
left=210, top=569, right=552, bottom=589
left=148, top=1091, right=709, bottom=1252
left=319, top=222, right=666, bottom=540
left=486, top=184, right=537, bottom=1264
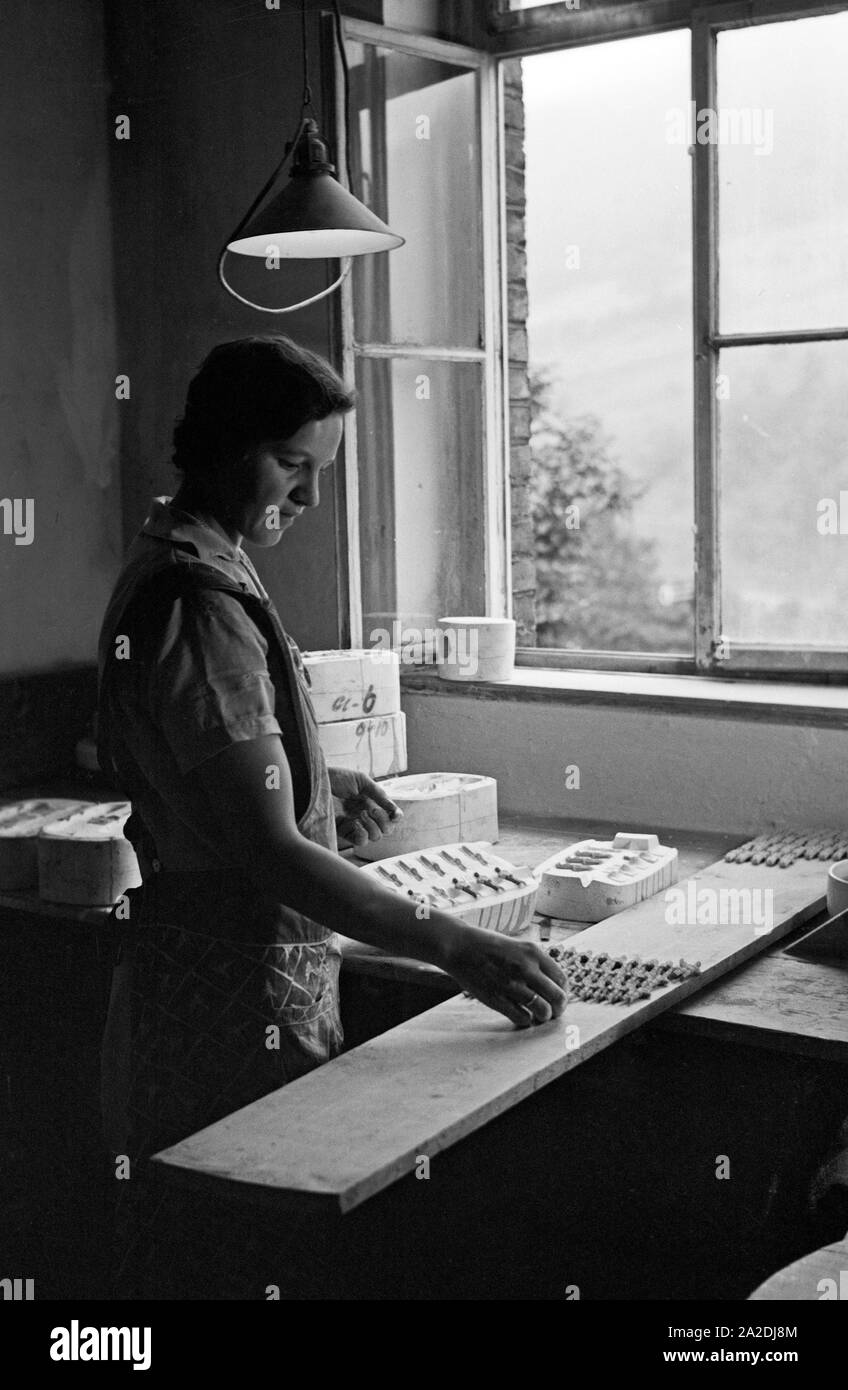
left=725, top=829, right=848, bottom=867
left=366, top=843, right=534, bottom=907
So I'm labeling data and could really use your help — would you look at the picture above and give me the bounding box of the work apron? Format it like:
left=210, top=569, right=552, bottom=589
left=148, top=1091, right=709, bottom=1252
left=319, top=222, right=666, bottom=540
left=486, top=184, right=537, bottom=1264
left=97, top=560, right=344, bottom=1167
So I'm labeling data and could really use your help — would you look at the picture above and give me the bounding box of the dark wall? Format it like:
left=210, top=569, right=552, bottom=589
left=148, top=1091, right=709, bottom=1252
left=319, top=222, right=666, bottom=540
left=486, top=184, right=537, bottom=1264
left=0, top=1, right=122, bottom=676
left=105, top=0, right=352, bottom=650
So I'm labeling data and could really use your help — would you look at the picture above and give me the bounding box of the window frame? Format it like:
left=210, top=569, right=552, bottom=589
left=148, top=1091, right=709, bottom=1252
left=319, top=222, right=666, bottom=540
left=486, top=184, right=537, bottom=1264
left=692, top=1, right=848, bottom=676
left=491, top=0, right=848, bottom=678
left=337, top=17, right=507, bottom=650
left=339, top=4, right=848, bottom=680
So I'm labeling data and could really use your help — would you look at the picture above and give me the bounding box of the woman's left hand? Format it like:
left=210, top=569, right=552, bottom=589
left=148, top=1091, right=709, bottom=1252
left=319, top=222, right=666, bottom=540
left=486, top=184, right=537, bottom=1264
left=329, top=768, right=403, bottom=850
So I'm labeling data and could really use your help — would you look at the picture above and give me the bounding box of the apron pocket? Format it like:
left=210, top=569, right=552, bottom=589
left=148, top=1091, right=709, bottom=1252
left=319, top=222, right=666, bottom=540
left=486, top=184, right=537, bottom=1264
left=263, top=939, right=339, bottom=1025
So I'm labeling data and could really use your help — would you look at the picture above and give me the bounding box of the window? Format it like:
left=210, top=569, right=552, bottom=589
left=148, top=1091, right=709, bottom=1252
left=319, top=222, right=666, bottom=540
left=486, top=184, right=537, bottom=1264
left=341, top=3, right=848, bottom=679
left=519, top=30, right=694, bottom=660
left=341, top=20, right=503, bottom=658
left=507, top=0, right=848, bottom=676
left=713, top=15, right=848, bottom=660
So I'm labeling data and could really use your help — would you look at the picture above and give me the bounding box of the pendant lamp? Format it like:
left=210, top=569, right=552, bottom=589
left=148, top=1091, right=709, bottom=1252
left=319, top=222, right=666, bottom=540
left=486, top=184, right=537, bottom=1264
left=218, top=0, right=404, bottom=313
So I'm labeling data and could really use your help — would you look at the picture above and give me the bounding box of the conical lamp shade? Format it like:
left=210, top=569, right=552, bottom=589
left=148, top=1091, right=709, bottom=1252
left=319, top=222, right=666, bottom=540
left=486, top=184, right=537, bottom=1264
left=227, top=172, right=404, bottom=259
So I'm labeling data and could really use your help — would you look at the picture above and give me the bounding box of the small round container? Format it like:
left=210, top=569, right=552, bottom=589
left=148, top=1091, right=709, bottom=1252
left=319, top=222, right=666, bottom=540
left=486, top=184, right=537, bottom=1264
left=436, top=617, right=516, bottom=683
left=826, top=860, right=848, bottom=917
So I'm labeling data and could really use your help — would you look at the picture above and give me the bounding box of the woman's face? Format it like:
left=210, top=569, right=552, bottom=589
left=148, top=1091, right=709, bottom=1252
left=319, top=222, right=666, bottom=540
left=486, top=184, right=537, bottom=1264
left=224, top=413, right=345, bottom=548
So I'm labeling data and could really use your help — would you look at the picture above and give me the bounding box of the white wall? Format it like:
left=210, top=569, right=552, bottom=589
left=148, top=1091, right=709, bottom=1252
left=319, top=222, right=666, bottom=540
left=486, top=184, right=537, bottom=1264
left=402, top=689, right=848, bottom=835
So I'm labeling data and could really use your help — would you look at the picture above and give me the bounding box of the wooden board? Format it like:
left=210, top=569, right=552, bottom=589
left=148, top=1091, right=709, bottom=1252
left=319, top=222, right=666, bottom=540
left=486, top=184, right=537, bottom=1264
left=153, top=859, right=825, bottom=1213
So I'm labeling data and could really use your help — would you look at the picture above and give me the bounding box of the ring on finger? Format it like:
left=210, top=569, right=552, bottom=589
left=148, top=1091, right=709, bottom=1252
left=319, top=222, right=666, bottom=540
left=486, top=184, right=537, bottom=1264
left=523, top=992, right=539, bottom=1013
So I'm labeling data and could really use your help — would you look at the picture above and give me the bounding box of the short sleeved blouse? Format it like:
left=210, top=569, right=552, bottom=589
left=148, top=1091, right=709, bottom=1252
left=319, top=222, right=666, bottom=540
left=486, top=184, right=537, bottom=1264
left=97, top=498, right=307, bottom=870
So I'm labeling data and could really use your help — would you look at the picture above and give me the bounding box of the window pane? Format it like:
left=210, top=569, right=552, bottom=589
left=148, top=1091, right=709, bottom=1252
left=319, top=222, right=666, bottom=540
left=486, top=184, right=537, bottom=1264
left=356, top=357, right=486, bottom=645
left=522, top=31, right=694, bottom=653
left=348, top=43, right=481, bottom=347
left=719, top=342, right=848, bottom=647
left=718, top=13, right=848, bottom=334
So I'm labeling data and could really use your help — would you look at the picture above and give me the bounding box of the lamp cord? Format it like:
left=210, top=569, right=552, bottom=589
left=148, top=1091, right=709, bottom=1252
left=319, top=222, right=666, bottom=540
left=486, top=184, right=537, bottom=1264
left=330, top=0, right=354, bottom=194
left=301, top=0, right=313, bottom=112
left=217, top=251, right=351, bottom=314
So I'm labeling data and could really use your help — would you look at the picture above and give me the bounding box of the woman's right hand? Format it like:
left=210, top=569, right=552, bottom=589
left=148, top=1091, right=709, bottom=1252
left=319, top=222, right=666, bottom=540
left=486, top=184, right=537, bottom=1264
left=440, top=925, right=568, bottom=1028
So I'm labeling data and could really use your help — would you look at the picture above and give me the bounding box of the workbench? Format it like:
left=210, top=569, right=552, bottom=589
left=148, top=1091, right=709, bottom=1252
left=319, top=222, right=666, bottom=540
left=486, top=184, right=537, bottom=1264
left=338, top=816, right=848, bottom=1064
left=138, top=816, right=848, bottom=1299
left=3, top=814, right=843, bottom=1060
left=4, top=815, right=847, bottom=1299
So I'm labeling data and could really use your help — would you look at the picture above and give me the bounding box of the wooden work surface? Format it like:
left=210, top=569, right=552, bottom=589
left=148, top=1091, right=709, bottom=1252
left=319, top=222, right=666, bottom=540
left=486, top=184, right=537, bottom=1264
left=340, top=816, right=848, bottom=1060
left=153, top=828, right=836, bottom=1213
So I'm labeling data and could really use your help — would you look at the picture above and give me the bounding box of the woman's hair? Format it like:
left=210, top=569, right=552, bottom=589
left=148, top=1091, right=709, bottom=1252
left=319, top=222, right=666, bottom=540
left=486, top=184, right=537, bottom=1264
left=172, top=335, right=356, bottom=476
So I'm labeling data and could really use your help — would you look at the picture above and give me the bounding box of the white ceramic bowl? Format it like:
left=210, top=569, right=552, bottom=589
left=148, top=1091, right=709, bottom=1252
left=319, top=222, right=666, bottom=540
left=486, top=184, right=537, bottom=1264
left=826, top=859, right=848, bottom=917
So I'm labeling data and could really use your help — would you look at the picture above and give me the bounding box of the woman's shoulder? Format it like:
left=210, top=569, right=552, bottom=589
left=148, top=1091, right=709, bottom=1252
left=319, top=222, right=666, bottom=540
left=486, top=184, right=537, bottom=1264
left=101, top=555, right=269, bottom=683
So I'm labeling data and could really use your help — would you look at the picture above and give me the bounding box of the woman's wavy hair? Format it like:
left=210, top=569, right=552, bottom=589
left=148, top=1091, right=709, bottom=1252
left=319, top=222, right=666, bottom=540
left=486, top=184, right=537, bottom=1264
left=172, top=336, right=355, bottom=476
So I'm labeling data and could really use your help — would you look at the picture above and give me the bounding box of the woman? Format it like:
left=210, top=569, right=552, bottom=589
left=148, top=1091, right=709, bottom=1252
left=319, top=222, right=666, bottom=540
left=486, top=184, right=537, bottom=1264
left=97, top=335, right=565, bottom=1291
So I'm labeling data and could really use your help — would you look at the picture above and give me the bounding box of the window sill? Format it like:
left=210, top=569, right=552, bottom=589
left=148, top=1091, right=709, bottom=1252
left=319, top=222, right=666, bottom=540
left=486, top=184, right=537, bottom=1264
left=399, top=665, right=848, bottom=727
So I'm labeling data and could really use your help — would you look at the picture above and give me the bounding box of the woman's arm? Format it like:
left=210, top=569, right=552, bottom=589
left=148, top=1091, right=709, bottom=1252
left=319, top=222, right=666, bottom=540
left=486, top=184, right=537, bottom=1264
left=193, top=735, right=566, bottom=1027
